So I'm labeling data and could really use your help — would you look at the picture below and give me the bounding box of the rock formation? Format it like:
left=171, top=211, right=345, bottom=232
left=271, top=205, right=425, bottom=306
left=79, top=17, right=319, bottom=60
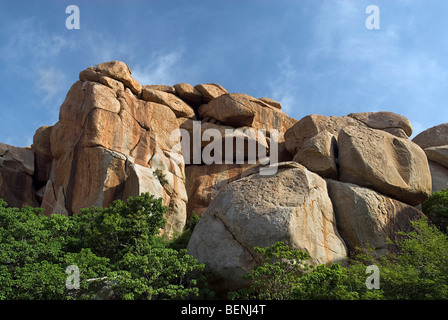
left=412, top=123, right=448, bottom=192
left=0, top=61, right=445, bottom=295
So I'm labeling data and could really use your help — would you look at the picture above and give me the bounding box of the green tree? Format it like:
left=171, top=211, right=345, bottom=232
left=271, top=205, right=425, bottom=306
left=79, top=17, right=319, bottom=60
left=0, top=194, right=205, bottom=300
left=422, top=189, right=448, bottom=233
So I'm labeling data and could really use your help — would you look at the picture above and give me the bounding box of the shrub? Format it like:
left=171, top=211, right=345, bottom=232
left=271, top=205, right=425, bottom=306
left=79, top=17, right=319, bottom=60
left=230, top=218, right=448, bottom=300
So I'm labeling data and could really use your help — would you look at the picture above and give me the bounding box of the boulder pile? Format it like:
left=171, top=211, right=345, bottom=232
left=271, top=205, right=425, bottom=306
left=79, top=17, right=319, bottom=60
left=0, top=61, right=446, bottom=294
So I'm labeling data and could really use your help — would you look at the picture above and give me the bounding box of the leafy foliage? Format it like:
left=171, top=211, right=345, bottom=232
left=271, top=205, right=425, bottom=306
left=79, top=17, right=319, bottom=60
left=422, top=188, right=448, bottom=233
left=0, top=194, right=205, bottom=300
left=230, top=218, right=448, bottom=300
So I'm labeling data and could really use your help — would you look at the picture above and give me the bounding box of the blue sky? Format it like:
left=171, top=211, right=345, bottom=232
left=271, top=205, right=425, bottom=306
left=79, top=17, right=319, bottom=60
left=1, top=0, right=447, bottom=147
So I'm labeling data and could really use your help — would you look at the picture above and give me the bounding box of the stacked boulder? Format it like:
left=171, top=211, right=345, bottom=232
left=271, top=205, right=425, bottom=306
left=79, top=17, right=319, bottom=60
left=187, top=111, right=431, bottom=292
left=0, top=61, right=296, bottom=238
left=412, top=123, right=448, bottom=192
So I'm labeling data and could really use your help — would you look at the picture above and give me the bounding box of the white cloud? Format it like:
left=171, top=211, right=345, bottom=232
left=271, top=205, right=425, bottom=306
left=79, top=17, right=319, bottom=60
left=266, top=55, right=298, bottom=114
left=0, top=17, right=72, bottom=108
left=37, top=68, right=67, bottom=103
left=132, top=49, right=184, bottom=86
left=0, top=17, right=72, bottom=69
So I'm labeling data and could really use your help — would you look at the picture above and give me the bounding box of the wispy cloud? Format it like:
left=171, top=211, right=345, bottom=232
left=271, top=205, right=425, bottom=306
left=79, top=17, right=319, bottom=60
left=37, top=67, right=67, bottom=103
left=267, top=1, right=448, bottom=127
left=132, top=49, right=184, bottom=86
left=267, top=55, right=298, bottom=114
left=0, top=17, right=72, bottom=69
left=0, top=17, right=73, bottom=105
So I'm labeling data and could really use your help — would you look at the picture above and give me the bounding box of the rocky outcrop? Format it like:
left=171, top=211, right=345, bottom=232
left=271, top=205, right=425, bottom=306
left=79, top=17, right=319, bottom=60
left=41, top=63, right=189, bottom=236
left=187, top=109, right=433, bottom=294
left=0, top=60, right=444, bottom=296
left=0, top=61, right=294, bottom=238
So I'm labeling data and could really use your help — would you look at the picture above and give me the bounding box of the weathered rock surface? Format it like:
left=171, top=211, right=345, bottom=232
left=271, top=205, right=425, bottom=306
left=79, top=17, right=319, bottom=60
left=428, top=161, right=448, bottom=192
left=424, top=145, right=448, bottom=169
left=178, top=118, right=270, bottom=165
left=95, top=61, right=142, bottom=95
left=258, top=97, right=282, bottom=109
left=412, top=123, right=448, bottom=193
left=187, top=163, right=347, bottom=292
left=338, top=125, right=431, bottom=206
left=284, top=114, right=359, bottom=155
left=31, top=126, right=53, bottom=185
left=328, top=180, right=423, bottom=255
left=284, top=111, right=413, bottom=157
left=142, top=84, right=176, bottom=94
left=185, top=163, right=255, bottom=218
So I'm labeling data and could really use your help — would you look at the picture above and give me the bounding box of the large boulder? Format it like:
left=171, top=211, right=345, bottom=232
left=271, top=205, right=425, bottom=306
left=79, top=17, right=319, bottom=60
left=412, top=123, right=448, bottom=193
left=187, top=162, right=347, bottom=292
left=424, top=145, right=448, bottom=169
left=198, top=93, right=256, bottom=128
left=284, top=114, right=359, bottom=155
left=141, top=87, right=196, bottom=119
left=0, top=143, right=37, bottom=208
left=338, top=125, right=431, bottom=206
left=95, top=61, right=142, bottom=95
left=328, top=180, right=424, bottom=255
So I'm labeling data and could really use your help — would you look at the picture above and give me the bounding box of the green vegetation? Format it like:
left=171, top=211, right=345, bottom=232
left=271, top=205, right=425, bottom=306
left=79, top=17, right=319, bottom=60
left=2, top=190, right=448, bottom=300
left=0, top=194, right=205, bottom=300
left=153, top=168, right=168, bottom=187
left=422, top=188, right=448, bottom=233
left=230, top=217, right=448, bottom=300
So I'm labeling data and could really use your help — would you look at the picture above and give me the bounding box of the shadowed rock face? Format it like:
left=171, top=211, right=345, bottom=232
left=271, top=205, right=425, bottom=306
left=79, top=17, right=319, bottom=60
left=0, top=60, right=444, bottom=295
left=0, top=142, right=37, bottom=208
